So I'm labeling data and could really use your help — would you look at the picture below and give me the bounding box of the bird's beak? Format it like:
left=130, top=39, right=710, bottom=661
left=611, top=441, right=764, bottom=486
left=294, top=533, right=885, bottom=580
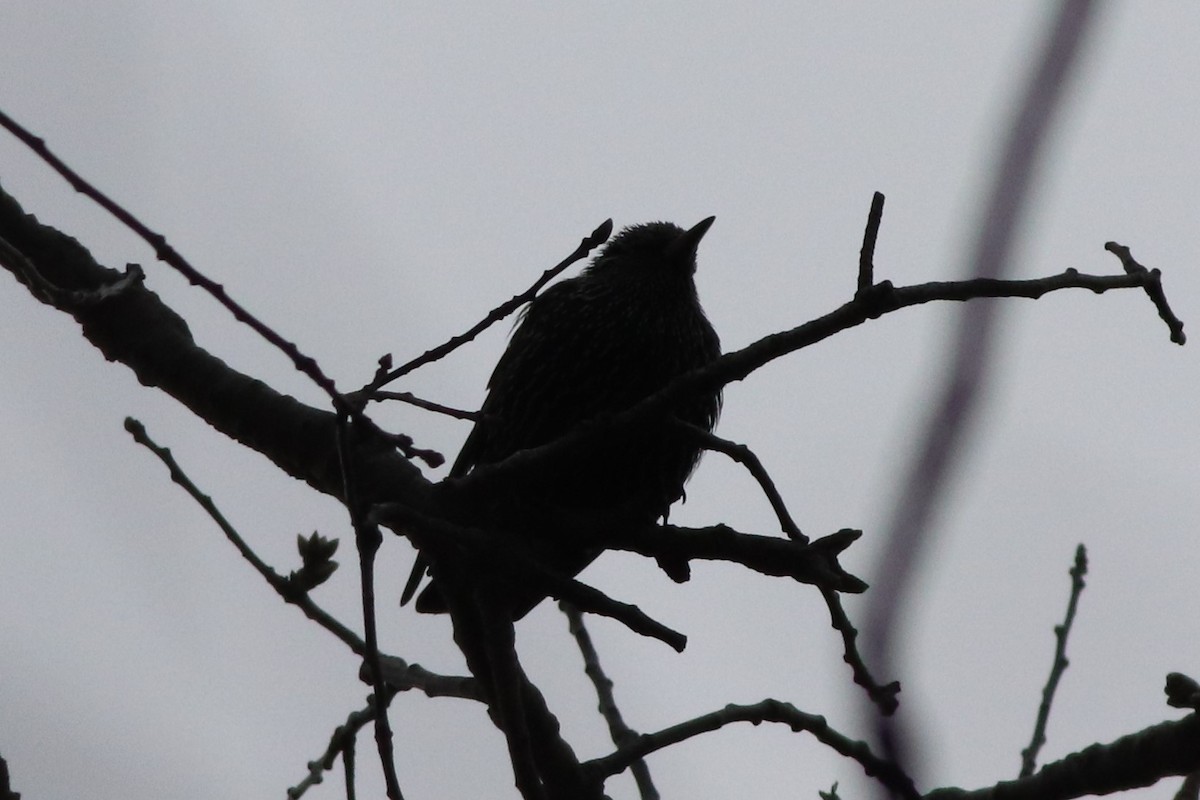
left=668, top=215, right=716, bottom=263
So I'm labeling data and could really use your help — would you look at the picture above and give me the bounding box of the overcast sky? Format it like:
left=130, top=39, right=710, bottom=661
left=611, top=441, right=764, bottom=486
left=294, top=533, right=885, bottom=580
left=2, top=4, right=1198, bottom=799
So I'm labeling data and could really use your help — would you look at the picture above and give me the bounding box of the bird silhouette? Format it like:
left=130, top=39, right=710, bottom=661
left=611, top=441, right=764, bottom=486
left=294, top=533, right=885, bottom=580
left=404, top=217, right=722, bottom=618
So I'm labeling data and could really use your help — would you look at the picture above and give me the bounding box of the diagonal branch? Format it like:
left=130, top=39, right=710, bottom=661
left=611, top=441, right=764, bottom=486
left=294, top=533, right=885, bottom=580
left=0, top=108, right=441, bottom=467
left=369, top=218, right=614, bottom=389
left=675, top=420, right=806, bottom=542
left=927, top=713, right=1200, bottom=800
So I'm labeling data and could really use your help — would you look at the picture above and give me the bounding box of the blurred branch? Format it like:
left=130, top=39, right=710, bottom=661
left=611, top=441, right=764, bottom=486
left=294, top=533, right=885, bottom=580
left=1020, top=544, right=1089, bottom=777
left=1175, top=772, right=1200, bottom=800
left=865, top=0, right=1102, bottom=784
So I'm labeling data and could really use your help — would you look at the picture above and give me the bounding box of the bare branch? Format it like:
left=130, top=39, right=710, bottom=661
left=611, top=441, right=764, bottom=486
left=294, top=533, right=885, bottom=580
left=858, top=191, right=886, bottom=295
left=0, top=108, right=443, bottom=467
left=561, top=602, right=659, bottom=799
left=370, top=218, right=614, bottom=388
left=372, top=502, right=689, bottom=651
left=927, top=713, right=1200, bottom=800
left=675, top=420, right=806, bottom=542
left=865, top=1, right=1103, bottom=783
left=820, top=587, right=901, bottom=715
left=288, top=690, right=399, bottom=800
left=1105, top=242, right=1186, bottom=344
left=335, top=419, right=404, bottom=800
left=370, top=390, right=481, bottom=421
left=580, top=699, right=917, bottom=800
left=124, top=417, right=367, bottom=655
left=1021, top=544, right=1089, bottom=777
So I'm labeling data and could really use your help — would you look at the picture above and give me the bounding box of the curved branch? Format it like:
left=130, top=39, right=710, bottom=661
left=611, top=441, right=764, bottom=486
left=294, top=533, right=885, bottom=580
left=580, top=698, right=916, bottom=799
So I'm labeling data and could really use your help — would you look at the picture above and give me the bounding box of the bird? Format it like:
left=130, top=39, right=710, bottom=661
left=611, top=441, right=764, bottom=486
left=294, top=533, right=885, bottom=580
left=403, top=217, right=722, bottom=618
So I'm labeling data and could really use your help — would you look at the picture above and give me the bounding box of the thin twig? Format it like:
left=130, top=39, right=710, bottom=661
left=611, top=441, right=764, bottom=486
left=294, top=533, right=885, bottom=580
left=287, top=689, right=398, bottom=800
left=1104, top=242, right=1186, bottom=344
left=1020, top=544, right=1089, bottom=777
left=820, top=587, right=901, bottom=715
left=370, top=390, right=480, bottom=421
left=858, top=191, right=886, bottom=295
left=370, top=218, right=614, bottom=389
left=0, top=107, right=441, bottom=467
left=123, top=417, right=367, bottom=654
left=676, top=420, right=806, bottom=542
left=561, top=602, right=659, bottom=799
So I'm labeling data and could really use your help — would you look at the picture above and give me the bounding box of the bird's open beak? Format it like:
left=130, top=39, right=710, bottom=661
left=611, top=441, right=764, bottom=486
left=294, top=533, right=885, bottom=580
left=667, top=215, right=716, bottom=263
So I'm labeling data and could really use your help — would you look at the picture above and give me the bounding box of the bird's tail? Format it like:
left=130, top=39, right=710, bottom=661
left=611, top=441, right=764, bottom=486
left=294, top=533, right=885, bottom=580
left=399, top=554, right=428, bottom=606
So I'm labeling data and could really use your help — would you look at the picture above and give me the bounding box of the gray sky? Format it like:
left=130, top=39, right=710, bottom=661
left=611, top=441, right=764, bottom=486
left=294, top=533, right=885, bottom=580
left=1, top=3, right=1198, bottom=799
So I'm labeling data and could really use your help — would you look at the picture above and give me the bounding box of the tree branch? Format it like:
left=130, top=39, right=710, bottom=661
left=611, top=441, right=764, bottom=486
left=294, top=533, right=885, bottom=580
left=927, top=713, right=1200, bottom=800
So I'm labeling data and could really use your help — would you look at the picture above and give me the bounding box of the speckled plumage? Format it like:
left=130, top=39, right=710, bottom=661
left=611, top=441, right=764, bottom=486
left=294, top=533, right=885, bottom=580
left=411, top=218, right=722, bottom=617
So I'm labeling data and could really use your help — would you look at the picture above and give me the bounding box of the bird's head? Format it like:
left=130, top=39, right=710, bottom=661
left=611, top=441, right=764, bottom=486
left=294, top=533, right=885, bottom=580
left=586, top=216, right=716, bottom=278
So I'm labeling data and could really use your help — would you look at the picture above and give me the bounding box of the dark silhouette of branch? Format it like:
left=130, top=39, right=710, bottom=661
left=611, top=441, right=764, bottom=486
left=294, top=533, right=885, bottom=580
left=926, top=713, right=1200, bottom=800
left=127, top=417, right=475, bottom=705
left=372, top=502, right=689, bottom=651
left=1105, top=241, right=1186, bottom=344
left=447, top=263, right=1181, bottom=520
left=288, top=689, right=399, bottom=800
left=0, top=754, right=18, bottom=800
left=1166, top=674, right=1200, bottom=712
left=336, top=419, right=404, bottom=800
left=561, top=602, right=659, bottom=799
left=0, top=107, right=442, bottom=468
left=369, top=656, right=481, bottom=701
left=1174, top=771, right=1200, bottom=800
left=368, top=218, right=614, bottom=389
left=858, top=191, right=886, bottom=295
left=1021, top=544, right=1089, bottom=777
left=676, top=420, right=806, bottom=542
left=370, top=390, right=480, bottom=421
left=820, top=587, right=901, bottom=715
left=439, top=588, right=593, bottom=799
left=124, top=417, right=367, bottom=654
left=580, top=699, right=917, bottom=800
left=617, top=525, right=865, bottom=593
